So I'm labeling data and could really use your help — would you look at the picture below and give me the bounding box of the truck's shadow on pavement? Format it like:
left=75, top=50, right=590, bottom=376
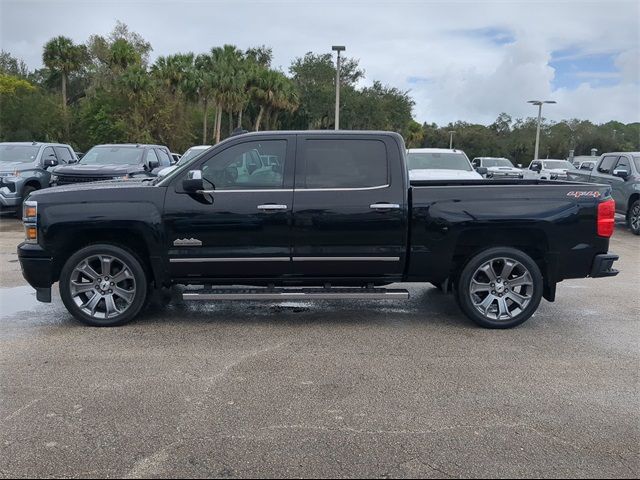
left=132, top=284, right=474, bottom=330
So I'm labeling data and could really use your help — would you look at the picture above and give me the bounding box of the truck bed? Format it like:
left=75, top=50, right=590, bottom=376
left=407, top=180, right=613, bottom=285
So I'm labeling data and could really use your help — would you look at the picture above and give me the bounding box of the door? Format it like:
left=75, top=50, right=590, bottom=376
left=291, top=135, right=407, bottom=278
left=610, top=155, right=631, bottom=211
left=590, top=155, right=618, bottom=184
left=163, top=136, right=295, bottom=279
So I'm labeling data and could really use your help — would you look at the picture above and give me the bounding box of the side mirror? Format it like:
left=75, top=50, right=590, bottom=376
left=147, top=159, right=159, bottom=170
left=43, top=158, right=58, bottom=168
left=476, top=167, right=488, bottom=176
left=613, top=169, right=629, bottom=179
left=182, top=170, right=205, bottom=193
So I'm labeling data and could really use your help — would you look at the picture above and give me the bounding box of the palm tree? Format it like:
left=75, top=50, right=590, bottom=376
left=152, top=53, right=194, bottom=95
left=193, top=54, right=218, bottom=144
left=211, top=45, right=245, bottom=142
left=250, top=69, right=298, bottom=131
left=42, top=36, right=87, bottom=109
left=42, top=36, right=87, bottom=137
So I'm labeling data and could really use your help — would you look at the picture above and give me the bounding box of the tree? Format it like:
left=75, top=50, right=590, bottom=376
left=0, top=51, right=29, bottom=77
left=42, top=36, right=87, bottom=137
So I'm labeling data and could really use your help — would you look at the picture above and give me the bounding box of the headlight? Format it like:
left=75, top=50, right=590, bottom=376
left=23, top=200, right=38, bottom=244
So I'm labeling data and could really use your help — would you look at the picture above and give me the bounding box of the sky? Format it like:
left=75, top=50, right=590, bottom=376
left=1, top=0, right=639, bottom=126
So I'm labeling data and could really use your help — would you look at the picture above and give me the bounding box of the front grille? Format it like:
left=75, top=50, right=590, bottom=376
left=56, top=175, right=113, bottom=185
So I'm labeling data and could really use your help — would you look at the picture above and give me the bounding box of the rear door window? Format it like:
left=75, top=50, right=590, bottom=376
left=301, top=139, right=388, bottom=189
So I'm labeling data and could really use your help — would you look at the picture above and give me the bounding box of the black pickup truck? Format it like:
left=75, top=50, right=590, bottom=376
left=18, top=131, right=619, bottom=328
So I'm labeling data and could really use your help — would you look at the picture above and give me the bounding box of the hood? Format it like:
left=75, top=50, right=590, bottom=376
left=409, top=169, right=483, bottom=181
left=0, top=161, right=37, bottom=173
left=157, top=165, right=178, bottom=177
left=52, top=163, right=144, bottom=176
left=30, top=179, right=153, bottom=197
left=487, top=166, right=521, bottom=173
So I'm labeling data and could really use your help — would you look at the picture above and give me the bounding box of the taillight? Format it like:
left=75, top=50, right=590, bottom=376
left=597, top=199, right=615, bottom=237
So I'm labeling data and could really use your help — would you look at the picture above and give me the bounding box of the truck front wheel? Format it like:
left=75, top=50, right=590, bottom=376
left=456, top=247, right=543, bottom=328
left=628, top=200, right=640, bottom=235
left=59, top=244, right=148, bottom=327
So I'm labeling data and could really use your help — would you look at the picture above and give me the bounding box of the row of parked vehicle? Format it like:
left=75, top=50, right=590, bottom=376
left=1, top=140, right=638, bottom=235
left=0, top=141, right=198, bottom=215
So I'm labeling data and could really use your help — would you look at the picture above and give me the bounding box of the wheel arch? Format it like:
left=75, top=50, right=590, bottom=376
left=47, top=227, right=161, bottom=287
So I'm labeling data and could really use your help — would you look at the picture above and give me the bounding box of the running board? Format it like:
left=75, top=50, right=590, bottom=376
left=181, top=287, right=409, bottom=301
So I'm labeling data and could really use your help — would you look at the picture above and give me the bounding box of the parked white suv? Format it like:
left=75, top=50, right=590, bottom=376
left=407, top=148, right=484, bottom=180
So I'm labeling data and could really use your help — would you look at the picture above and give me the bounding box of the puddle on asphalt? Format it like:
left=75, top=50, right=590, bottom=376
left=0, top=285, right=47, bottom=318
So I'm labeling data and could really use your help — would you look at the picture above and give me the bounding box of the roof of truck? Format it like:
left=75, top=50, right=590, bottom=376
left=0, top=141, right=72, bottom=147
left=407, top=148, right=466, bottom=153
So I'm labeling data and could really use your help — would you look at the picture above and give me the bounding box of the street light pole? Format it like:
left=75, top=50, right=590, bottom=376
left=332, top=45, right=345, bottom=130
left=448, top=131, right=455, bottom=149
left=528, top=100, right=556, bottom=160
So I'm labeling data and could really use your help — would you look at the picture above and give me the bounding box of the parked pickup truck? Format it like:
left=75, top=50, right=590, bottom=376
left=567, top=152, right=640, bottom=235
left=0, top=142, right=78, bottom=215
left=18, top=131, right=619, bottom=329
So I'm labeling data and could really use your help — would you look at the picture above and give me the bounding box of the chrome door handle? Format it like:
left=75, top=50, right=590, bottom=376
left=370, top=203, right=400, bottom=210
left=257, top=204, right=288, bottom=211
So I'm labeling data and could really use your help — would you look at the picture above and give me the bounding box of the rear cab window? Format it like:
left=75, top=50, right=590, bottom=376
left=300, top=139, right=388, bottom=188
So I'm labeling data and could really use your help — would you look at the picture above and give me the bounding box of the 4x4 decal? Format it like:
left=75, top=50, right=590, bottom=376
left=567, top=191, right=602, bottom=199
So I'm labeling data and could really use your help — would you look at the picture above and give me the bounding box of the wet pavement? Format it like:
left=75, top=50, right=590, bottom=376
left=0, top=215, right=638, bottom=478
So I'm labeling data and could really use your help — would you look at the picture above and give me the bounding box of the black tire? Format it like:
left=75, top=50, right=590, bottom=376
left=16, top=185, right=37, bottom=218
left=627, top=200, right=640, bottom=235
left=456, top=247, right=543, bottom=329
left=59, top=244, right=148, bottom=327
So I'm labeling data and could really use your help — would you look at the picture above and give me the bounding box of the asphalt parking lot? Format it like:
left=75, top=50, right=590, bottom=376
left=0, top=215, right=638, bottom=479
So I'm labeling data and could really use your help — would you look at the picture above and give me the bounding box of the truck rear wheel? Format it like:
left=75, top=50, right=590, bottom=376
left=456, top=247, right=543, bottom=328
left=59, top=244, right=148, bottom=327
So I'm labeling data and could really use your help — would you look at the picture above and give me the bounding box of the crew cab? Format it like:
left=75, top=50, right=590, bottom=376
left=18, top=131, right=619, bottom=329
left=50, top=144, right=172, bottom=185
left=567, top=152, right=640, bottom=235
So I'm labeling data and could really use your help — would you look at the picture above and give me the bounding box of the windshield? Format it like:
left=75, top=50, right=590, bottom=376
left=482, top=158, right=514, bottom=168
left=543, top=160, right=574, bottom=170
left=80, top=146, right=144, bottom=165
left=407, top=152, right=472, bottom=171
left=178, top=147, right=210, bottom=165
left=0, top=145, right=40, bottom=163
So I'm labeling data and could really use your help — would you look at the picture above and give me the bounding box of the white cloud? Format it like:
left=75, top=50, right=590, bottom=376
left=1, top=0, right=638, bottom=124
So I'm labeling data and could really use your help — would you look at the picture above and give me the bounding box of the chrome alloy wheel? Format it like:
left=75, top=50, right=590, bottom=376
left=69, top=254, right=136, bottom=319
left=469, top=257, right=534, bottom=321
